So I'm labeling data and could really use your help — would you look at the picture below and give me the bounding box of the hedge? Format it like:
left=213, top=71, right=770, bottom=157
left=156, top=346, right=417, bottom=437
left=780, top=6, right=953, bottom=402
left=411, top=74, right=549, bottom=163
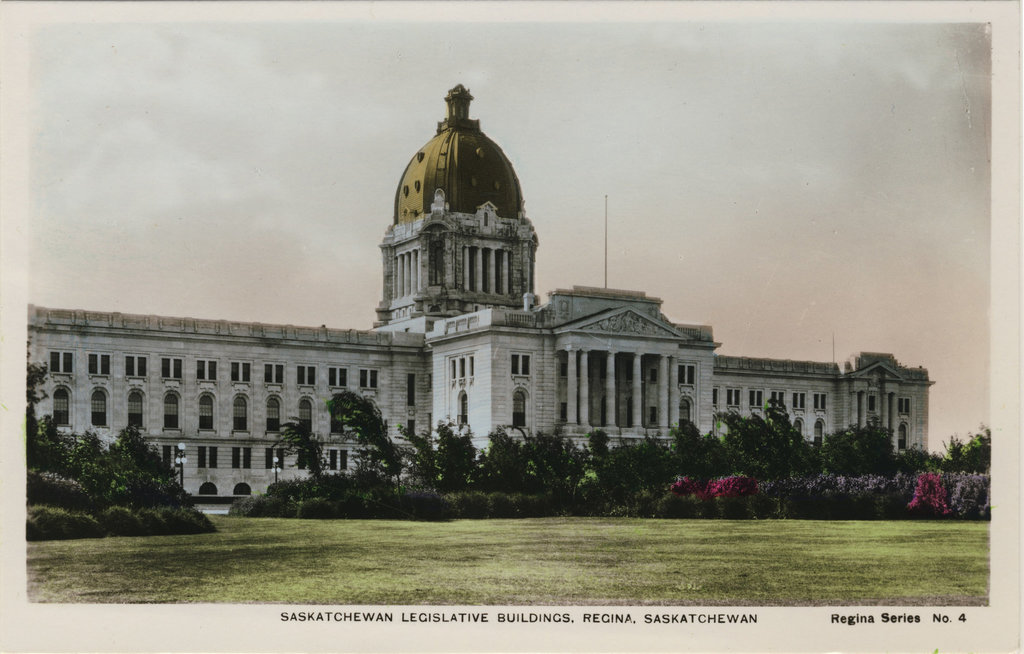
left=27, top=505, right=215, bottom=540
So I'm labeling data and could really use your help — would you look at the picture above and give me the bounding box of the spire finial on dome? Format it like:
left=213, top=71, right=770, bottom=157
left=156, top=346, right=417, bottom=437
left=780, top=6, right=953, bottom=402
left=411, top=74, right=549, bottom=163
left=445, top=84, right=474, bottom=121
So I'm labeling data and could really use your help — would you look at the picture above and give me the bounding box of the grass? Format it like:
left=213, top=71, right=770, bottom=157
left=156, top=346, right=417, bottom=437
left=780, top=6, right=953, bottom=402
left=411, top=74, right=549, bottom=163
left=27, top=516, right=988, bottom=605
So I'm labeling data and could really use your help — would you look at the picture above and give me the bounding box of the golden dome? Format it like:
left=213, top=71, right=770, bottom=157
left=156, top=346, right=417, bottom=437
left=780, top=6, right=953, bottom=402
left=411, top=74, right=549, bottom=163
left=394, top=85, right=524, bottom=224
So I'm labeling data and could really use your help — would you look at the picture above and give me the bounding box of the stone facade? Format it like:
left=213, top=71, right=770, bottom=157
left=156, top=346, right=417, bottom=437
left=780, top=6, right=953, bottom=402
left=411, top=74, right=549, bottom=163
left=26, top=86, right=933, bottom=497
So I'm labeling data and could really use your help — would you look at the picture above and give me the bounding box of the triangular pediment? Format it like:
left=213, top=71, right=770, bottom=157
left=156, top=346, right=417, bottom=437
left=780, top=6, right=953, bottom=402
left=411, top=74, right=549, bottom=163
left=847, top=360, right=904, bottom=381
left=556, top=307, right=681, bottom=339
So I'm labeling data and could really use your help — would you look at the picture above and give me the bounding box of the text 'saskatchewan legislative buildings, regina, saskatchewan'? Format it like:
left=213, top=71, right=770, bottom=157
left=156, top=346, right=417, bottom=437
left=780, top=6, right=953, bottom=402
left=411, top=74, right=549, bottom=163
left=28, top=85, right=933, bottom=497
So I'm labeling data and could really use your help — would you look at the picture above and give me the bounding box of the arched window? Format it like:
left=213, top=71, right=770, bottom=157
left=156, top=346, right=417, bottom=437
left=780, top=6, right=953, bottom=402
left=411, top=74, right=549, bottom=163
left=813, top=419, right=824, bottom=446
left=199, top=395, right=214, bottom=430
left=898, top=423, right=908, bottom=451
left=458, top=392, right=468, bottom=425
left=127, top=391, right=144, bottom=427
left=233, top=396, right=248, bottom=431
left=512, top=390, right=526, bottom=427
left=266, top=397, right=281, bottom=432
left=164, top=393, right=179, bottom=429
left=233, top=483, right=252, bottom=496
left=793, top=418, right=803, bottom=437
left=198, top=482, right=218, bottom=495
left=53, top=388, right=70, bottom=426
left=679, top=398, right=692, bottom=424
left=90, top=390, right=107, bottom=426
left=299, top=398, right=313, bottom=432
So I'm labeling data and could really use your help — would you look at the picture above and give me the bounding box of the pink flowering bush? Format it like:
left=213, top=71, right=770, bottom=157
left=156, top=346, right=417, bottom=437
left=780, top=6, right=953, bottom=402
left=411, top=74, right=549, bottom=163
left=907, top=472, right=951, bottom=517
left=671, top=476, right=758, bottom=500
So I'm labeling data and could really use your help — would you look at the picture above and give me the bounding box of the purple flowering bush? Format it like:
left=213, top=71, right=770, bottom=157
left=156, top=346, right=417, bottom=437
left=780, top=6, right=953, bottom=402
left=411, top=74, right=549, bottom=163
left=907, top=472, right=951, bottom=517
left=942, top=473, right=990, bottom=519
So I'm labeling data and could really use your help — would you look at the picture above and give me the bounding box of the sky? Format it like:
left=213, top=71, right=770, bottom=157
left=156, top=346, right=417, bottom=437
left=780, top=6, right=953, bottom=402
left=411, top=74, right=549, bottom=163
left=23, top=11, right=995, bottom=448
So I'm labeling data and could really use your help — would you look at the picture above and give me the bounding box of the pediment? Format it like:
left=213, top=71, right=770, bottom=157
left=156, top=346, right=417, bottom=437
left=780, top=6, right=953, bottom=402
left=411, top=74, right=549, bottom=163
left=557, top=307, right=681, bottom=339
left=847, top=360, right=904, bottom=381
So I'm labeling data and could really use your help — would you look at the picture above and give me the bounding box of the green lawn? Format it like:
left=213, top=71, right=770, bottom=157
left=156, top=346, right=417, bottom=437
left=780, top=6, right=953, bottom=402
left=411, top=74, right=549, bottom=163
left=27, top=517, right=988, bottom=605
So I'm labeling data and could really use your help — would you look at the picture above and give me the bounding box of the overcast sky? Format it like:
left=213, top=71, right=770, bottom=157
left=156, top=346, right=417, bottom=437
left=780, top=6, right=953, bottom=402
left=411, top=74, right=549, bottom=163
left=24, top=12, right=993, bottom=446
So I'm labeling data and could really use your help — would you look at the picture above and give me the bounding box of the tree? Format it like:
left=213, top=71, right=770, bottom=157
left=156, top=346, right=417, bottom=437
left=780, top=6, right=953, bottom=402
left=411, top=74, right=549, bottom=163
left=942, top=426, right=991, bottom=473
left=720, top=399, right=817, bottom=480
left=474, top=428, right=530, bottom=493
left=278, top=418, right=326, bottom=479
left=819, top=420, right=896, bottom=476
left=327, top=391, right=402, bottom=481
left=402, top=421, right=476, bottom=492
left=669, top=420, right=731, bottom=479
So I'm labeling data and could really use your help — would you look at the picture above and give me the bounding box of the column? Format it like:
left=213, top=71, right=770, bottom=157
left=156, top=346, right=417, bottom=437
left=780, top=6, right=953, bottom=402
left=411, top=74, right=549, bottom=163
left=632, top=353, right=642, bottom=428
left=413, top=250, right=419, bottom=292
left=475, top=247, right=483, bottom=295
left=857, top=391, right=865, bottom=427
left=605, top=351, right=617, bottom=427
left=887, top=392, right=895, bottom=430
left=488, top=248, right=496, bottom=295
left=566, top=348, right=577, bottom=425
left=463, top=247, right=470, bottom=289
left=658, top=355, right=670, bottom=429
left=880, top=391, right=889, bottom=430
left=506, top=249, right=513, bottom=296
left=579, top=350, right=590, bottom=427
left=668, top=356, right=680, bottom=428
left=398, top=255, right=406, bottom=297
left=405, top=253, right=412, bottom=297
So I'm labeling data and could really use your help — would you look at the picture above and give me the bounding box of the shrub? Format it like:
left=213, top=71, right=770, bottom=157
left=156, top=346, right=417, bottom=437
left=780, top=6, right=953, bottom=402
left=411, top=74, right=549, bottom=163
left=714, top=496, right=751, bottom=519
left=400, top=491, right=449, bottom=521
left=943, top=473, right=990, bottom=520
left=26, top=506, right=105, bottom=541
left=98, top=506, right=145, bottom=536
left=157, top=508, right=215, bottom=534
left=26, top=471, right=93, bottom=511
left=707, top=476, right=758, bottom=498
left=230, top=495, right=296, bottom=518
left=296, top=497, right=337, bottom=519
left=907, top=473, right=951, bottom=518
left=746, top=494, right=779, bottom=519
left=874, top=493, right=908, bottom=519
left=135, top=508, right=170, bottom=534
left=670, top=477, right=709, bottom=500
left=488, top=492, right=516, bottom=518
left=655, top=493, right=702, bottom=519
left=445, top=491, right=491, bottom=519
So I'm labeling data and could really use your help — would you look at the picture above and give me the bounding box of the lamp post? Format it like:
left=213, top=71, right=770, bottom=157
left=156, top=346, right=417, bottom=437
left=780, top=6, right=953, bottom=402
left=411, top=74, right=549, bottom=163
left=174, top=442, right=187, bottom=489
left=272, top=456, right=280, bottom=484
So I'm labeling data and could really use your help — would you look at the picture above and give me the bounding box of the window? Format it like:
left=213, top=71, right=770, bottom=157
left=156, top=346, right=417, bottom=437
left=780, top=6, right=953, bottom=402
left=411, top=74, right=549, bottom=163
left=560, top=402, right=568, bottom=422
left=330, top=449, right=348, bottom=471
left=53, top=388, right=70, bottom=426
left=297, top=450, right=307, bottom=469
left=813, top=393, right=827, bottom=410
left=232, top=447, right=241, bottom=469
left=329, top=367, right=347, bottom=387
left=266, top=397, right=281, bottom=432
left=88, top=354, right=111, bottom=375
left=678, top=364, right=696, bottom=385
left=560, top=360, right=568, bottom=377
left=360, top=369, right=379, bottom=388
left=813, top=420, right=824, bottom=446
left=163, top=393, right=179, bottom=429
left=209, top=446, right=218, bottom=468
left=726, top=389, right=740, bottom=407
left=769, top=391, right=785, bottom=407
left=649, top=368, right=658, bottom=383
left=127, top=391, right=143, bottom=427
left=748, top=389, right=763, bottom=408
left=898, top=424, right=908, bottom=450
left=198, top=482, right=217, bottom=495
left=125, top=355, right=147, bottom=377
left=679, top=398, right=691, bottom=423
left=792, top=392, right=806, bottom=410
left=198, top=446, right=207, bottom=468
left=867, top=395, right=876, bottom=412
left=199, top=395, right=214, bottom=430
left=330, top=403, right=343, bottom=434
left=297, top=365, right=315, bottom=386
left=90, top=390, right=107, bottom=426
left=161, top=357, right=182, bottom=379
left=329, top=449, right=339, bottom=471
left=231, top=362, right=251, bottom=383
left=265, top=448, right=284, bottom=469
left=511, top=354, right=532, bottom=376
left=233, top=483, right=251, bottom=496
left=407, top=373, right=416, bottom=406
left=458, top=392, right=468, bottom=425
left=299, top=398, right=313, bottom=431
left=162, top=445, right=172, bottom=466
left=458, top=358, right=466, bottom=379
left=648, top=406, right=658, bottom=424
left=264, top=363, right=284, bottom=384
left=712, top=388, right=719, bottom=406
left=512, top=390, right=526, bottom=427
left=50, top=351, right=74, bottom=374
left=898, top=397, right=911, bottom=414
left=265, top=448, right=275, bottom=469
left=233, top=396, right=248, bottom=431
left=469, top=357, right=475, bottom=377
left=407, top=420, right=416, bottom=436
left=794, top=418, right=803, bottom=436
left=197, top=360, right=217, bottom=381
left=240, top=447, right=251, bottom=468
